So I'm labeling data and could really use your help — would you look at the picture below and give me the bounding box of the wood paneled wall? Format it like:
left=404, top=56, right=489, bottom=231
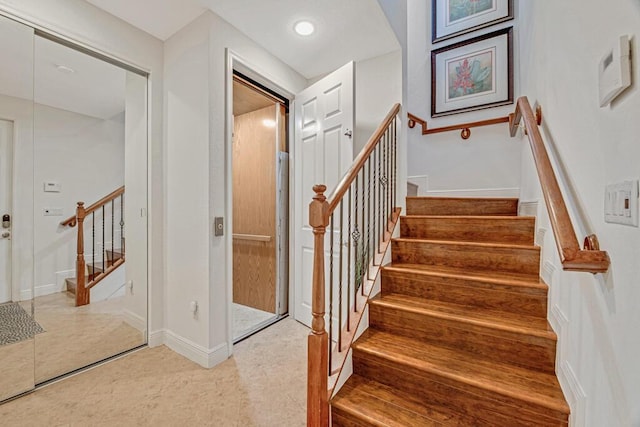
left=233, top=104, right=278, bottom=313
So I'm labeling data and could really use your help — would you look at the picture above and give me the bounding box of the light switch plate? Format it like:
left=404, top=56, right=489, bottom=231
left=44, top=208, right=63, bottom=216
left=605, top=180, right=638, bottom=226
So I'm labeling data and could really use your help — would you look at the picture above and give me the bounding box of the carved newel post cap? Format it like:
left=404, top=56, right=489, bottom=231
left=313, top=184, right=326, bottom=194
left=77, top=201, right=85, bottom=206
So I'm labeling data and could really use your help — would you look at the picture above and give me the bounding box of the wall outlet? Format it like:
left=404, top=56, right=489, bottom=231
left=604, top=180, right=638, bottom=226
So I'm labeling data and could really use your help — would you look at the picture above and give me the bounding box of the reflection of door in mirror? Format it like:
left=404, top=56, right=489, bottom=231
left=30, top=35, right=148, bottom=384
left=0, top=13, right=36, bottom=402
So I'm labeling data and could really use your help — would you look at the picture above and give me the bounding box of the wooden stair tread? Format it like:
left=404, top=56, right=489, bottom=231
left=385, top=262, right=543, bottom=284
left=400, top=215, right=535, bottom=245
left=371, top=293, right=555, bottom=339
left=383, top=263, right=546, bottom=291
left=332, top=375, right=469, bottom=426
left=393, top=237, right=538, bottom=250
left=354, top=329, right=570, bottom=415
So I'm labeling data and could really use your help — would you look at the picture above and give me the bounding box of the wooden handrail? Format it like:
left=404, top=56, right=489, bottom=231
left=408, top=112, right=510, bottom=140
left=509, top=96, right=610, bottom=273
left=327, top=103, right=401, bottom=213
left=61, top=186, right=125, bottom=227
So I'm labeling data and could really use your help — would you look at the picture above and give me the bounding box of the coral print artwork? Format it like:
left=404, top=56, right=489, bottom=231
left=447, top=50, right=493, bottom=100
left=449, top=0, right=494, bottom=23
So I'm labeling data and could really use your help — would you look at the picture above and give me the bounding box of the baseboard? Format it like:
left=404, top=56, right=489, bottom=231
left=560, top=360, right=587, bottom=427
left=425, top=187, right=520, bottom=198
left=518, top=200, right=539, bottom=217
left=407, top=175, right=428, bottom=196
left=148, top=329, right=165, bottom=348
left=122, top=309, right=146, bottom=334
left=162, top=329, right=230, bottom=368
left=19, top=283, right=61, bottom=300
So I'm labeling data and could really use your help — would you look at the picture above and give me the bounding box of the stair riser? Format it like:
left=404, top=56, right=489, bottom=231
left=400, top=217, right=534, bottom=245
left=406, top=198, right=518, bottom=216
left=353, top=351, right=568, bottom=426
left=392, top=240, right=540, bottom=279
left=331, top=411, right=371, bottom=427
left=381, top=270, right=548, bottom=318
left=369, top=304, right=556, bottom=373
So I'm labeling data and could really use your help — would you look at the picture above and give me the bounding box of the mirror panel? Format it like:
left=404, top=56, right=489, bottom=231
left=0, top=14, right=36, bottom=401
left=32, top=36, right=147, bottom=383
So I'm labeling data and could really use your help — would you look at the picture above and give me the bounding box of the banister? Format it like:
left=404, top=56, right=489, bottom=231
left=510, top=96, right=610, bottom=273
left=61, top=186, right=125, bottom=227
left=327, top=103, right=401, bottom=213
left=408, top=112, right=511, bottom=140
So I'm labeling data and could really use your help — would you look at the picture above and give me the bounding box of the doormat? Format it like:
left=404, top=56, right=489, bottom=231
left=0, top=302, right=45, bottom=346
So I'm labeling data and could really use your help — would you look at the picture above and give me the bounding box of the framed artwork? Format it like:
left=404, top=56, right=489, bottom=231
left=431, top=27, right=513, bottom=117
left=432, top=0, right=513, bottom=43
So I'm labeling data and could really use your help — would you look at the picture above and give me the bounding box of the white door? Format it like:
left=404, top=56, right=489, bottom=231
left=294, top=62, right=354, bottom=327
left=0, top=120, right=13, bottom=303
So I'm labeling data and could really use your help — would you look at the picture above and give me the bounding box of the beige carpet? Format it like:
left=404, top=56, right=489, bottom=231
left=34, top=292, right=145, bottom=383
left=0, top=317, right=309, bottom=426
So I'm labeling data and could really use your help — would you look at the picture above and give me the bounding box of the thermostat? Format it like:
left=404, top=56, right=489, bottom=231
left=599, top=35, right=631, bottom=107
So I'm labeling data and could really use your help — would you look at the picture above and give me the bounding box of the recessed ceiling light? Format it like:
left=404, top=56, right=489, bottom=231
left=55, top=64, right=75, bottom=74
left=294, top=20, right=315, bottom=36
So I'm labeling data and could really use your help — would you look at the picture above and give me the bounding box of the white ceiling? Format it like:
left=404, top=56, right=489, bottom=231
left=0, top=22, right=126, bottom=120
left=85, top=0, right=400, bottom=79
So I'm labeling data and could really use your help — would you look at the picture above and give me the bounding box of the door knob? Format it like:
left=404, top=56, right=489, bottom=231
left=1, top=232, right=10, bottom=239
left=344, top=129, right=353, bottom=138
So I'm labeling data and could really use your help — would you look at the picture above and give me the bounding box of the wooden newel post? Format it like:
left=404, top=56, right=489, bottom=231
left=307, top=184, right=330, bottom=427
left=75, top=202, right=89, bottom=307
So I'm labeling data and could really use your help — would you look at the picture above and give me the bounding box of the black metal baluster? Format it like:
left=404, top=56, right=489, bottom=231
left=378, top=143, right=382, bottom=251
left=338, top=201, right=344, bottom=349
left=360, top=168, right=366, bottom=296
left=92, top=212, right=95, bottom=281
left=102, top=205, right=105, bottom=275
left=367, top=158, right=371, bottom=278
left=346, top=187, right=352, bottom=331
left=329, top=213, right=334, bottom=374
left=111, top=200, right=114, bottom=266
left=120, top=194, right=124, bottom=254
left=353, top=174, right=359, bottom=306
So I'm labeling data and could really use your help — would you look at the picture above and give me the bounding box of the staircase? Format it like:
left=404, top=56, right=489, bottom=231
left=65, top=248, right=125, bottom=295
left=331, top=196, right=570, bottom=426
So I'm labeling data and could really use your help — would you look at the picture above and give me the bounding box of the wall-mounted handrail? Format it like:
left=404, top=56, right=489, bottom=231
left=408, top=112, right=510, bottom=140
left=61, top=186, right=125, bottom=227
left=308, top=103, right=402, bottom=426
left=509, top=96, right=610, bottom=273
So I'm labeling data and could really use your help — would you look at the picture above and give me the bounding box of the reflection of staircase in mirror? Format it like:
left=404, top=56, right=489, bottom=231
left=65, top=247, right=125, bottom=297
left=60, top=187, right=126, bottom=306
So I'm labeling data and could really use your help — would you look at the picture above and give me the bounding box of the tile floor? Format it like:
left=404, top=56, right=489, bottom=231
left=232, top=303, right=277, bottom=340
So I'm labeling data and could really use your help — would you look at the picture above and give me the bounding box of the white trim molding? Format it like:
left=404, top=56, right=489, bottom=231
left=426, top=187, right=520, bottom=198
left=518, top=200, right=539, bottom=217
left=151, top=329, right=230, bottom=369
left=561, top=361, right=587, bottom=427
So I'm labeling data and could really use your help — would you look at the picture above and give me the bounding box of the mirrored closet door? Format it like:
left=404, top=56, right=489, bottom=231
left=0, top=12, right=149, bottom=401
left=0, top=13, right=36, bottom=402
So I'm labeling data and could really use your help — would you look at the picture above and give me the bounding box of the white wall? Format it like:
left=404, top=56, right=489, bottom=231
left=354, top=50, right=402, bottom=156
left=406, top=0, right=521, bottom=196
left=33, top=103, right=124, bottom=297
left=163, top=11, right=307, bottom=367
left=518, top=1, right=640, bottom=425
left=0, top=0, right=165, bottom=335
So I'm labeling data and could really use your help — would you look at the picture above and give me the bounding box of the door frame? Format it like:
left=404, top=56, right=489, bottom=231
left=0, top=119, right=14, bottom=303
left=224, top=49, right=297, bottom=355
